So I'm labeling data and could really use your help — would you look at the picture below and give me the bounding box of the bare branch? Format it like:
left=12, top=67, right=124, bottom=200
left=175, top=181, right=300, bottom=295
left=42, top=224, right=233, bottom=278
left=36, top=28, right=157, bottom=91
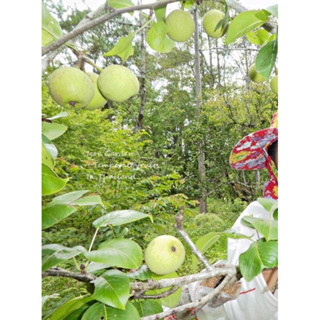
left=42, top=267, right=95, bottom=283
left=176, top=206, right=212, bottom=271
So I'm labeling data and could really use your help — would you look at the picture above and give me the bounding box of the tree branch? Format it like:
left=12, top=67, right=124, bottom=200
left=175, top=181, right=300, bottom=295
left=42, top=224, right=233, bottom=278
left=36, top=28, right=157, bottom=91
left=42, top=265, right=238, bottom=291
left=134, top=285, right=180, bottom=300
left=42, top=0, right=180, bottom=56
left=176, top=206, right=212, bottom=271
left=42, top=267, right=95, bottom=283
left=140, top=273, right=235, bottom=320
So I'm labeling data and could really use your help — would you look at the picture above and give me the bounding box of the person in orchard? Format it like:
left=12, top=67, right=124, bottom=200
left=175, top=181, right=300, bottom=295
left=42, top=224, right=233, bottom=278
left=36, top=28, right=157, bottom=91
left=165, top=113, right=278, bottom=320
left=208, top=112, right=279, bottom=320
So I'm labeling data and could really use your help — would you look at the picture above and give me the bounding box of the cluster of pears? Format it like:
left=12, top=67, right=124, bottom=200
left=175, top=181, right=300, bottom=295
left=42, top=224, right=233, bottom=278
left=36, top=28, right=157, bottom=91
left=48, top=64, right=140, bottom=109
left=165, top=8, right=227, bottom=43
left=249, top=64, right=278, bottom=95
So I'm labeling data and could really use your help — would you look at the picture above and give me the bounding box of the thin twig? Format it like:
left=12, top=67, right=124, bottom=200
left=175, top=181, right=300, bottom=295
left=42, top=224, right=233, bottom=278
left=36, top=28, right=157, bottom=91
left=176, top=206, right=212, bottom=271
left=134, top=285, right=180, bottom=300
left=42, top=267, right=95, bottom=283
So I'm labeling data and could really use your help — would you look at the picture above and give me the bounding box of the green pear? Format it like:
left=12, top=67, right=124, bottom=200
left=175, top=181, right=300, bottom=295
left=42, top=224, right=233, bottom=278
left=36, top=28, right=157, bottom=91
left=249, top=64, right=266, bottom=83
left=48, top=67, right=94, bottom=109
left=166, top=9, right=195, bottom=42
left=144, top=235, right=185, bottom=275
left=85, top=72, right=107, bottom=110
left=97, top=65, right=139, bottom=103
left=270, top=75, right=278, bottom=95
left=203, top=9, right=226, bottom=38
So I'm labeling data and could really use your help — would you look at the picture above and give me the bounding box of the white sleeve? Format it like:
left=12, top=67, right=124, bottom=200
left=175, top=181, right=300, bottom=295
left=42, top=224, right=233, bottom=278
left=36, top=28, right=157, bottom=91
left=223, top=201, right=278, bottom=320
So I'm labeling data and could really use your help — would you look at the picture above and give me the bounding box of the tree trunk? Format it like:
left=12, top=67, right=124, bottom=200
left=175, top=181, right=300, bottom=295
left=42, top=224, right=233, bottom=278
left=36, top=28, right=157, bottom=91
left=193, top=8, right=207, bottom=214
left=135, top=8, right=147, bottom=132
left=215, top=38, right=221, bottom=88
left=207, top=34, right=215, bottom=87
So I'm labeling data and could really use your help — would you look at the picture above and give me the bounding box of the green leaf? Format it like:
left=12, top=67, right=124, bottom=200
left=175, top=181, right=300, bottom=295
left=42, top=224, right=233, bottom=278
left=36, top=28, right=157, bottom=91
left=266, top=4, right=278, bottom=18
left=42, top=204, right=76, bottom=230
left=42, top=141, right=54, bottom=169
left=146, top=21, right=175, bottom=53
left=73, top=195, right=103, bottom=206
left=241, top=216, right=278, bottom=240
left=42, top=294, right=60, bottom=307
left=132, top=300, right=163, bottom=317
left=155, top=0, right=166, bottom=22
left=104, top=33, right=134, bottom=63
left=42, top=164, right=68, bottom=196
left=48, top=190, right=89, bottom=206
left=106, top=302, right=141, bottom=320
left=64, top=304, right=90, bottom=320
left=92, top=270, right=130, bottom=309
left=42, top=294, right=74, bottom=320
left=258, top=239, right=278, bottom=268
left=86, top=262, right=110, bottom=275
left=42, top=134, right=58, bottom=160
left=126, top=265, right=153, bottom=280
left=48, top=295, right=93, bottom=320
left=47, top=111, right=69, bottom=120
left=146, top=272, right=181, bottom=308
left=225, top=10, right=269, bottom=44
left=239, top=241, right=263, bottom=281
left=182, top=0, right=195, bottom=9
left=192, top=232, right=220, bottom=271
left=108, top=0, right=133, bottom=9
left=42, top=4, right=62, bottom=46
left=42, top=122, right=68, bottom=140
left=85, top=239, right=143, bottom=269
left=42, top=244, right=86, bottom=271
left=255, top=39, right=278, bottom=80
left=81, top=302, right=107, bottom=320
left=273, top=208, right=278, bottom=220
left=257, top=197, right=278, bottom=212
left=93, top=209, right=152, bottom=228
left=239, top=239, right=278, bottom=281
left=246, top=29, right=269, bottom=45
left=221, top=229, right=254, bottom=240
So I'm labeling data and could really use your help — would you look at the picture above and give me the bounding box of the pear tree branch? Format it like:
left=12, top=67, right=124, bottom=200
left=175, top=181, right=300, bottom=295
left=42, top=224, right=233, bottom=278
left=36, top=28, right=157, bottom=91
left=140, top=273, right=235, bottom=320
left=176, top=206, right=212, bottom=271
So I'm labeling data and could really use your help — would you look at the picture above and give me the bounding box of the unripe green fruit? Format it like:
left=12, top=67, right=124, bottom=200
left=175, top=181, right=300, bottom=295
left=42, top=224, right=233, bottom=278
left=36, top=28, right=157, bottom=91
left=97, top=65, right=139, bottom=102
left=270, top=75, right=278, bottom=95
left=203, top=9, right=226, bottom=38
left=249, top=64, right=266, bottom=83
left=85, top=72, right=107, bottom=110
left=166, top=9, right=195, bottom=42
left=144, top=235, right=185, bottom=275
left=48, top=67, right=95, bottom=108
